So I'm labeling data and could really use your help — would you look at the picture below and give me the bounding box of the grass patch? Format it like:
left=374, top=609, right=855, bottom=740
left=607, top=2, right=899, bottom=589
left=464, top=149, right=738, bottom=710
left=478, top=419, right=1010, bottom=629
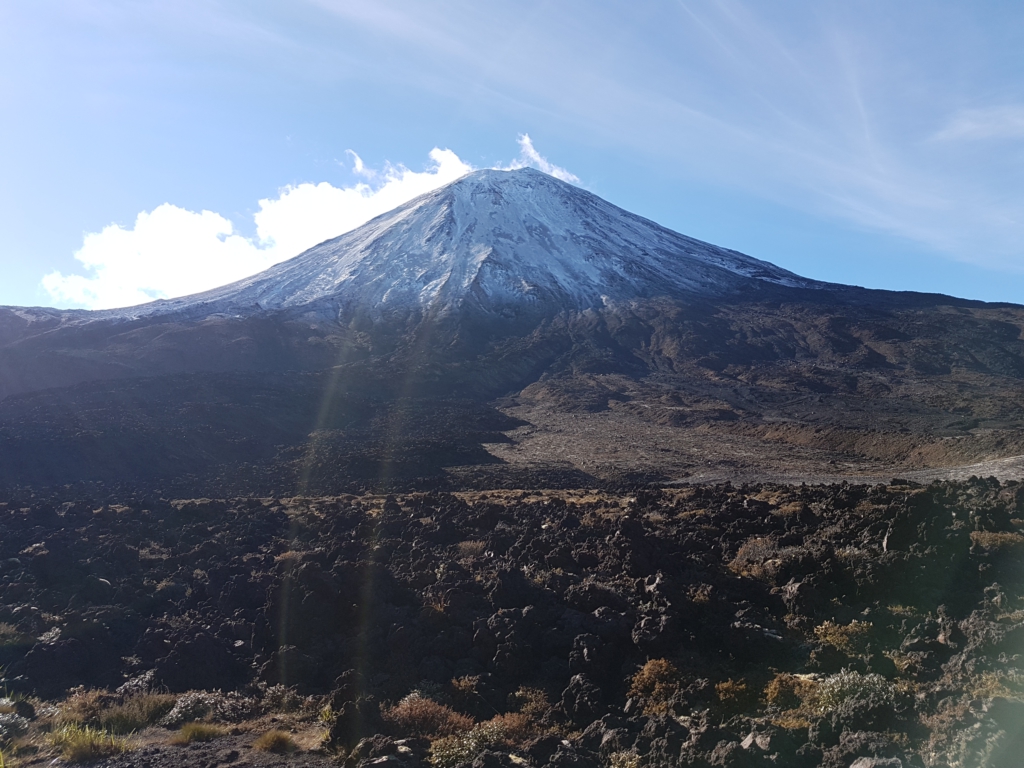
left=58, top=689, right=176, bottom=734
left=100, top=694, right=177, bottom=734
left=253, top=729, right=297, bottom=753
left=49, top=724, right=131, bottom=763
left=172, top=722, right=226, bottom=744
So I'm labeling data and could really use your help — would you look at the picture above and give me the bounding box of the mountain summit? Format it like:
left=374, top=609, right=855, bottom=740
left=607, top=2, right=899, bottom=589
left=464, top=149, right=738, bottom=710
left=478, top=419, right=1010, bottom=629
left=134, top=167, right=814, bottom=322
left=3, top=168, right=1024, bottom=492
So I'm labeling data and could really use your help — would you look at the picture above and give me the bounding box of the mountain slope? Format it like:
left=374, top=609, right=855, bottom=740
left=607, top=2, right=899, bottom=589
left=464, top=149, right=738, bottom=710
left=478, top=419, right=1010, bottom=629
left=3, top=169, right=1024, bottom=491
left=104, top=167, right=816, bottom=322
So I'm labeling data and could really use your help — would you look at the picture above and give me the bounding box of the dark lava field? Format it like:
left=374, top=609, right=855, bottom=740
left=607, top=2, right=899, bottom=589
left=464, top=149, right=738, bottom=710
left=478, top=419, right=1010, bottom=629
left=2, top=478, right=1023, bottom=767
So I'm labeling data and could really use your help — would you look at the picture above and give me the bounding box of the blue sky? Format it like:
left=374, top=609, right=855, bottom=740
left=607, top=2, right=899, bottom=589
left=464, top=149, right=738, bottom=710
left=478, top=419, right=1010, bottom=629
left=2, top=1, right=1023, bottom=308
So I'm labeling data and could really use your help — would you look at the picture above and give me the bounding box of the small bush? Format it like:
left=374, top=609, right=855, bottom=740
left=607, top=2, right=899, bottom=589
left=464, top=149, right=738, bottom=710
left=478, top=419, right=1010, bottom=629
left=816, top=669, right=896, bottom=714
left=763, top=673, right=818, bottom=710
left=172, top=722, right=226, bottom=744
left=261, top=684, right=306, bottom=714
left=159, top=691, right=217, bottom=727
left=510, top=686, right=550, bottom=720
left=727, top=537, right=802, bottom=582
left=383, top=693, right=474, bottom=738
left=715, top=679, right=758, bottom=715
left=253, top=729, right=297, bottom=753
left=814, top=620, right=873, bottom=655
left=49, top=724, right=131, bottom=763
left=628, top=659, right=681, bottom=716
left=482, top=712, right=535, bottom=744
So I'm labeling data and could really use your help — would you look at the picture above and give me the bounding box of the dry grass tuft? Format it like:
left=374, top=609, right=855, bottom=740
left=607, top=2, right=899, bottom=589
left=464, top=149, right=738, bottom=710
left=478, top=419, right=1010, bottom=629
left=58, top=689, right=176, bottom=735
left=456, top=540, right=486, bottom=558
left=253, top=729, right=297, bottom=753
left=49, top=724, right=131, bottom=763
left=172, top=722, right=226, bottom=744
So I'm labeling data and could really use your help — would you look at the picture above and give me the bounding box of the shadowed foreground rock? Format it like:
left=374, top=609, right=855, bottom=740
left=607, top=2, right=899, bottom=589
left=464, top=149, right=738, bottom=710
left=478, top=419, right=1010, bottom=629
left=1, top=478, right=1023, bottom=766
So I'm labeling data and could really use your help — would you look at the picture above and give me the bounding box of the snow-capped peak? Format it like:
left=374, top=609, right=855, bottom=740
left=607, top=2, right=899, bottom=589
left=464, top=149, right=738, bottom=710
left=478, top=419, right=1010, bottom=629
left=100, top=167, right=816, bottom=321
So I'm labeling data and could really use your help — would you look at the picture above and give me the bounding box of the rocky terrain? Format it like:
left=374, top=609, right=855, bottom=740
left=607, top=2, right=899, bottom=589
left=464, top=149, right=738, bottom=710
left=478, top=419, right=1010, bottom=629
left=1, top=478, right=1023, bottom=767
left=2, top=170, right=1024, bottom=768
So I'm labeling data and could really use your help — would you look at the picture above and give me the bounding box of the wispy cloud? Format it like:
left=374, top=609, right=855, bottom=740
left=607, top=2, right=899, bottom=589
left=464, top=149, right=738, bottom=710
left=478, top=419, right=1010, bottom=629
left=933, top=106, right=1024, bottom=142
left=500, top=134, right=580, bottom=183
left=43, top=139, right=577, bottom=310
left=294, top=0, right=1024, bottom=270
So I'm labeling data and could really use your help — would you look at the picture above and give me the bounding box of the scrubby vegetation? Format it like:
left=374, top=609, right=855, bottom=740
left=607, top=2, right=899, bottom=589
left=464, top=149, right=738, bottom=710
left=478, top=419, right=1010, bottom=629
left=48, top=723, right=131, bottom=762
left=253, top=729, right=297, bottom=753
left=171, top=722, right=226, bottom=744
left=0, top=478, right=1023, bottom=766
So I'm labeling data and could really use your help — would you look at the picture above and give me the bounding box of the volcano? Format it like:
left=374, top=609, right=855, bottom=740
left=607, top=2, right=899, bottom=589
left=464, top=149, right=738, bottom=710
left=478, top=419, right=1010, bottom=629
left=2, top=168, right=1024, bottom=492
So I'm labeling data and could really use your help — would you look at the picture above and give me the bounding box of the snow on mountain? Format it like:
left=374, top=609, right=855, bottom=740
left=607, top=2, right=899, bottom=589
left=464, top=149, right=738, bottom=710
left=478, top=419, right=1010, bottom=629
left=43, top=168, right=820, bottom=325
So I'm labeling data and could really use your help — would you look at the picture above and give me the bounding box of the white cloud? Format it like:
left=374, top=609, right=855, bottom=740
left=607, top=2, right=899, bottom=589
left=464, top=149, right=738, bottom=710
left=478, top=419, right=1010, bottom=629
left=42, top=205, right=267, bottom=311
left=504, top=134, right=580, bottom=183
left=251, top=147, right=473, bottom=260
left=43, top=141, right=578, bottom=310
left=933, top=106, right=1024, bottom=142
